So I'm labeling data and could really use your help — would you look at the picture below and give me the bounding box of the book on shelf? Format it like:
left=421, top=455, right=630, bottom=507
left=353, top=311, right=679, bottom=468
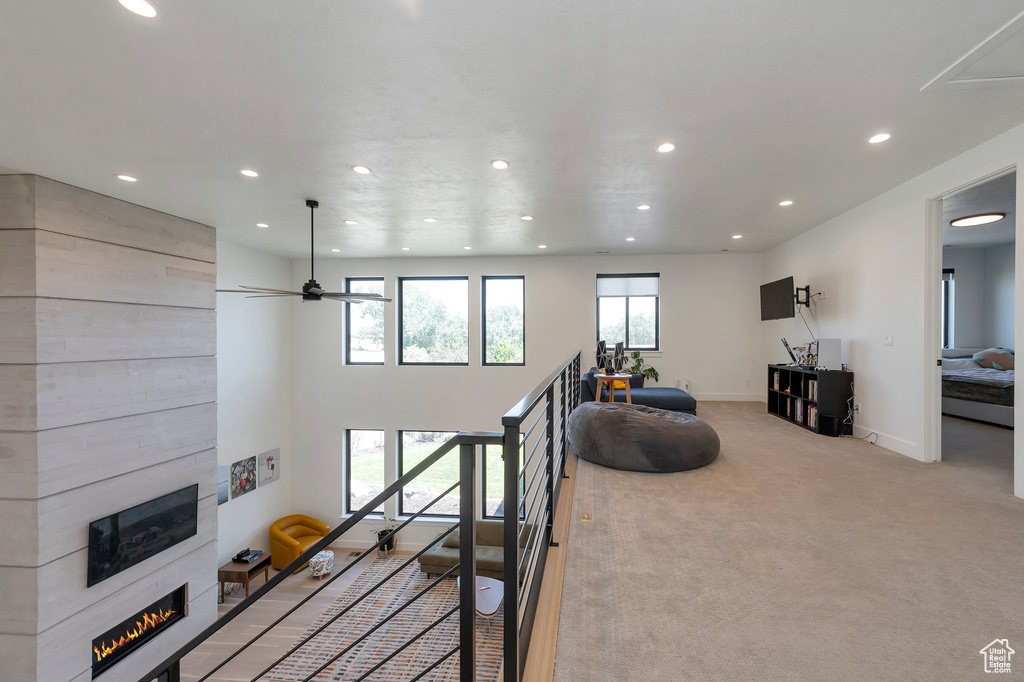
left=773, top=371, right=779, bottom=391
left=795, top=398, right=803, bottom=424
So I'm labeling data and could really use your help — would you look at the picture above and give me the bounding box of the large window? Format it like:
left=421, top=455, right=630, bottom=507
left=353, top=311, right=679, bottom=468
left=482, top=275, right=525, bottom=365
left=399, top=431, right=459, bottom=516
left=942, top=269, right=954, bottom=349
left=596, top=273, right=660, bottom=350
left=345, top=278, right=386, bottom=364
left=482, top=443, right=525, bottom=518
left=399, top=277, right=469, bottom=365
left=345, top=429, right=385, bottom=514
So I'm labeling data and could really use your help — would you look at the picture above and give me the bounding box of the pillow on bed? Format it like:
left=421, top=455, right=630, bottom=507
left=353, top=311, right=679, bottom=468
left=941, top=358, right=980, bottom=370
left=973, top=348, right=1014, bottom=371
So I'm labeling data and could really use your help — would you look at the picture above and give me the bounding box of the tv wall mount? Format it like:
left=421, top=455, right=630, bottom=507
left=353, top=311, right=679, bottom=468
left=794, top=285, right=811, bottom=307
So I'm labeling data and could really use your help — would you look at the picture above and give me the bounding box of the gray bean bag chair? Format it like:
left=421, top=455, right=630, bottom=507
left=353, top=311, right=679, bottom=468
left=568, top=401, right=719, bottom=473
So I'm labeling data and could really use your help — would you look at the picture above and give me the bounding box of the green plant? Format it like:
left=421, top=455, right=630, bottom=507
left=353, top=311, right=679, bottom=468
left=369, top=516, right=399, bottom=536
left=627, top=350, right=660, bottom=383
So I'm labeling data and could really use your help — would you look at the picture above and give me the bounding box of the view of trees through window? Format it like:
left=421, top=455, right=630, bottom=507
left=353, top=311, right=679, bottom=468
left=400, top=278, right=469, bottom=364
left=597, top=274, right=659, bottom=350
left=346, top=429, right=385, bottom=513
left=483, top=276, right=525, bottom=364
left=399, top=431, right=459, bottom=515
left=346, top=278, right=385, bottom=363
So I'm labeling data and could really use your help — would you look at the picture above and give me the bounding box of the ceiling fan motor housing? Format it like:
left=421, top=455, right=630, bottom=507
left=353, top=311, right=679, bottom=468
left=302, top=279, right=324, bottom=300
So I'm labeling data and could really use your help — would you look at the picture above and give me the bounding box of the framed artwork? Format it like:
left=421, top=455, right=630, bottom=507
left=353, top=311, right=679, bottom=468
left=230, top=456, right=257, bottom=499
left=259, top=448, right=280, bottom=486
left=217, top=466, right=229, bottom=505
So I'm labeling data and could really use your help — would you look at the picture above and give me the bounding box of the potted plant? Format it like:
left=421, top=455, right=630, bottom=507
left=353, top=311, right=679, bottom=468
left=370, top=516, right=399, bottom=553
left=627, top=350, right=660, bottom=383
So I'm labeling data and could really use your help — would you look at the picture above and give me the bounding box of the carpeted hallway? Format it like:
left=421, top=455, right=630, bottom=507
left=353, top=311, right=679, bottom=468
left=554, top=402, right=1024, bottom=681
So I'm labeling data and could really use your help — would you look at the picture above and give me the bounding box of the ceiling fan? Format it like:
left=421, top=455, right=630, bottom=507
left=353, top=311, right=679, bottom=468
left=217, top=199, right=392, bottom=304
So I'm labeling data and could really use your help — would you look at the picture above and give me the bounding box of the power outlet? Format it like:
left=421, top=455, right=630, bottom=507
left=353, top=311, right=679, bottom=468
left=821, top=289, right=828, bottom=300
left=884, top=334, right=894, bottom=346
left=854, top=403, right=861, bottom=413
left=745, top=378, right=751, bottom=387
left=680, top=379, right=691, bottom=391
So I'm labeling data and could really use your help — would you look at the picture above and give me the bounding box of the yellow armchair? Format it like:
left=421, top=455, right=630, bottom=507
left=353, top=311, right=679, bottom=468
left=270, top=514, right=330, bottom=571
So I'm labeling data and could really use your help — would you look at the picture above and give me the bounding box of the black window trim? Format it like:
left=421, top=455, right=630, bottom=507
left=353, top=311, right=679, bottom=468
left=481, top=274, right=526, bottom=367
left=398, top=276, right=471, bottom=366
left=595, top=273, right=661, bottom=352
left=398, top=429, right=459, bottom=519
left=344, top=277, right=386, bottom=366
left=343, top=428, right=385, bottom=517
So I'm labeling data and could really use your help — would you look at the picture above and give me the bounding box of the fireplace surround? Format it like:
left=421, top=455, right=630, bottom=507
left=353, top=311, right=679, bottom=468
left=92, top=584, right=187, bottom=679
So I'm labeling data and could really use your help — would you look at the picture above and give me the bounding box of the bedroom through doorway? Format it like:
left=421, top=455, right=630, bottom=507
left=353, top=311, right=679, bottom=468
left=939, top=171, right=1016, bottom=488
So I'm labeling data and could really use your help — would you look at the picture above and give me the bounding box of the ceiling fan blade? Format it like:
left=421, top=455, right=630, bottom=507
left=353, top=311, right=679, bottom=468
left=245, top=294, right=298, bottom=298
left=322, top=292, right=393, bottom=302
left=237, top=285, right=306, bottom=295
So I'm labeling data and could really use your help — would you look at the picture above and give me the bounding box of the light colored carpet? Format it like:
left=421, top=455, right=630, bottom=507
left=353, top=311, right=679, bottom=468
left=554, top=402, right=1024, bottom=681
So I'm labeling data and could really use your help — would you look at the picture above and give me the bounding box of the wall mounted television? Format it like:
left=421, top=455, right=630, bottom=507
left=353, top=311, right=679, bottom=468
left=760, top=276, right=796, bottom=320
left=87, top=484, right=199, bottom=587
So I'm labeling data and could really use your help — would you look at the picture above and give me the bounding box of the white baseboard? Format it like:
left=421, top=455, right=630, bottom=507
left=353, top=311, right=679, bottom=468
left=693, top=392, right=766, bottom=402
left=852, top=425, right=922, bottom=461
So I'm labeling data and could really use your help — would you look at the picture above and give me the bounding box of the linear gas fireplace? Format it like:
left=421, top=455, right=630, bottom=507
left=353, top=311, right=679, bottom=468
left=92, top=584, right=187, bottom=679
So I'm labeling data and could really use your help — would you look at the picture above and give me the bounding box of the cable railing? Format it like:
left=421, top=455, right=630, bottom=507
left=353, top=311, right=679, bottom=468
left=140, top=352, right=581, bottom=682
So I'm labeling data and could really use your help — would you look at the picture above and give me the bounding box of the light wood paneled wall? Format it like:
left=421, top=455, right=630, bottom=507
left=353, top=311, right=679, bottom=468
left=0, top=175, right=218, bottom=682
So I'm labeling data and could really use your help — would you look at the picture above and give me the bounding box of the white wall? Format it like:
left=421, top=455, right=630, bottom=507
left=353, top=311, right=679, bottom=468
left=289, top=253, right=765, bottom=548
left=984, top=245, right=1015, bottom=349
left=942, top=244, right=1015, bottom=349
left=216, top=241, right=294, bottom=564
left=763, top=120, right=1024, bottom=499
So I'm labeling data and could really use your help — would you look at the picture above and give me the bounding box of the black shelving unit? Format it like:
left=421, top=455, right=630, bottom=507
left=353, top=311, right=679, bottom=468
left=767, top=364, right=854, bottom=436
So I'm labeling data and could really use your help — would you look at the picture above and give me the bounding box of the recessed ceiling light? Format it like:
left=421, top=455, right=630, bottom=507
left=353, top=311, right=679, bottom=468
left=779, top=200, right=794, bottom=206
left=331, top=249, right=341, bottom=253
left=240, top=169, right=259, bottom=178
left=463, top=246, right=473, bottom=250
left=343, top=220, right=357, bottom=225
left=401, top=247, right=411, bottom=251
left=637, top=204, right=651, bottom=211
left=352, top=165, right=371, bottom=174
left=657, top=143, right=676, bottom=153
left=423, top=218, right=438, bottom=223
left=951, top=213, right=1006, bottom=227
left=732, top=234, right=743, bottom=239
left=520, top=215, right=534, bottom=221
left=868, top=133, right=891, bottom=144
left=116, top=174, right=138, bottom=183
left=256, top=223, right=269, bottom=228
left=538, top=244, right=547, bottom=249
left=490, top=159, right=510, bottom=170
left=626, top=237, right=636, bottom=242
left=118, top=0, right=158, bottom=18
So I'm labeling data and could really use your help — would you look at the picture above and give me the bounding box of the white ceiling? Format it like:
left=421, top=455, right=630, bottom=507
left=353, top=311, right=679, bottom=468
left=2, top=1, right=1024, bottom=259
left=942, top=171, right=1016, bottom=247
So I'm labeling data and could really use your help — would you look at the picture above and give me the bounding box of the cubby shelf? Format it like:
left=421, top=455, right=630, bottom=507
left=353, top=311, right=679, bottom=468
left=767, top=364, right=854, bottom=437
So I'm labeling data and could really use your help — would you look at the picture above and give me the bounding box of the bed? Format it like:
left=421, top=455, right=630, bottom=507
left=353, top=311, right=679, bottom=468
left=941, top=347, right=1014, bottom=428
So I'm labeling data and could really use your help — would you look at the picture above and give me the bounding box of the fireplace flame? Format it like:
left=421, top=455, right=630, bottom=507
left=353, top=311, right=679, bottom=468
left=93, top=608, right=176, bottom=662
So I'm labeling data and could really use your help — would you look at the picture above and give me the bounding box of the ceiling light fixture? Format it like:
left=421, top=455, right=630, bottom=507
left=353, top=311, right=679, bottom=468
left=423, top=218, right=438, bottom=223
left=626, top=237, right=636, bottom=242
left=343, top=220, right=357, bottom=225
left=732, top=234, right=743, bottom=239
left=240, top=169, right=259, bottom=178
left=520, top=215, right=534, bottom=221
left=779, top=200, right=794, bottom=206
left=657, top=143, right=676, bottom=153
left=951, top=213, right=1006, bottom=228
left=490, top=159, right=510, bottom=170
left=256, top=223, right=269, bottom=228
left=118, top=0, right=158, bottom=18
left=331, top=249, right=341, bottom=253
left=538, top=244, right=547, bottom=249
left=401, top=247, right=411, bottom=251
left=868, top=133, right=891, bottom=144
left=352, top=165, right=371, bottom=174
left=463, top=246, right=473, bottom=250
left=116, top=174, right=138, bottom=183
left=637, top=204, right=651, bottom=211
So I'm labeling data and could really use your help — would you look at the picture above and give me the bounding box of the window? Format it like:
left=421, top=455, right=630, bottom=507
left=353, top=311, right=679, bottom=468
left=345, top=278, right=386, bottom=364
left=399, top=431, right=459, bottom=517
left=942, top=269, right=954, bottom=349
left=345, top=430, right=385, bottom=514
left=399, top=277, right=469, bottom=365
left=482, top=276, right=525, bottom=365
left=596, top=273, right=660, bottom=350
left=482, top=443, right=525, bottom=518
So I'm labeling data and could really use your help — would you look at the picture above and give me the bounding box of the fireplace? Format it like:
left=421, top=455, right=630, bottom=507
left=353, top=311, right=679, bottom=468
left=92, top=585, right=187, bottom=679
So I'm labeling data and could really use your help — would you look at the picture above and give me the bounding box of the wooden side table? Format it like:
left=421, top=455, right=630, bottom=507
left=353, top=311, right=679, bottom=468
left=218, top=551, right=272, bottom=602
left=594, top=374, right=633, bottom=404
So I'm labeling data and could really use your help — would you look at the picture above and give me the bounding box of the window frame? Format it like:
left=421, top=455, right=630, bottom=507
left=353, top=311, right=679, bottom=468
left=481, top=275, right=526, bottom=367
left=942, top=268, right=954, bottom=349
left=398, top=276, right=471, bottom=366
left=481, top=442, right=526, bottom=520
left=595, top=273, right=661, bottom=351
left=343, top=428, right=386, bottom=517
left=397, top=430, right=460, bottom=518
left=344, top=277, right=386, bottom=366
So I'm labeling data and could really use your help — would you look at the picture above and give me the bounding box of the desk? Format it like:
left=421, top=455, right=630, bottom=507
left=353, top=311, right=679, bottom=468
left=594, top=373, right=633, bottom=404
left=218, top=552, right=271, bottom=602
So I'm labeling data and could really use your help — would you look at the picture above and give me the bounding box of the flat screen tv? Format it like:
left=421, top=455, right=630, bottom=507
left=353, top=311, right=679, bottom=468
left=87, top=484, right=199, bottom=587
left=760, top=276, right=795, bottom=320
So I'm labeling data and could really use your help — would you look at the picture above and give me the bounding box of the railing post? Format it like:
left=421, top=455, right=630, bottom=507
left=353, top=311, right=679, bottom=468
left=545, top=383, right=557, bottom=548
left=503, top=424, right=520, bottom=682
left=459, top=442, right=476, bottom=681
left=560, top=368, right=569, bottom=479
